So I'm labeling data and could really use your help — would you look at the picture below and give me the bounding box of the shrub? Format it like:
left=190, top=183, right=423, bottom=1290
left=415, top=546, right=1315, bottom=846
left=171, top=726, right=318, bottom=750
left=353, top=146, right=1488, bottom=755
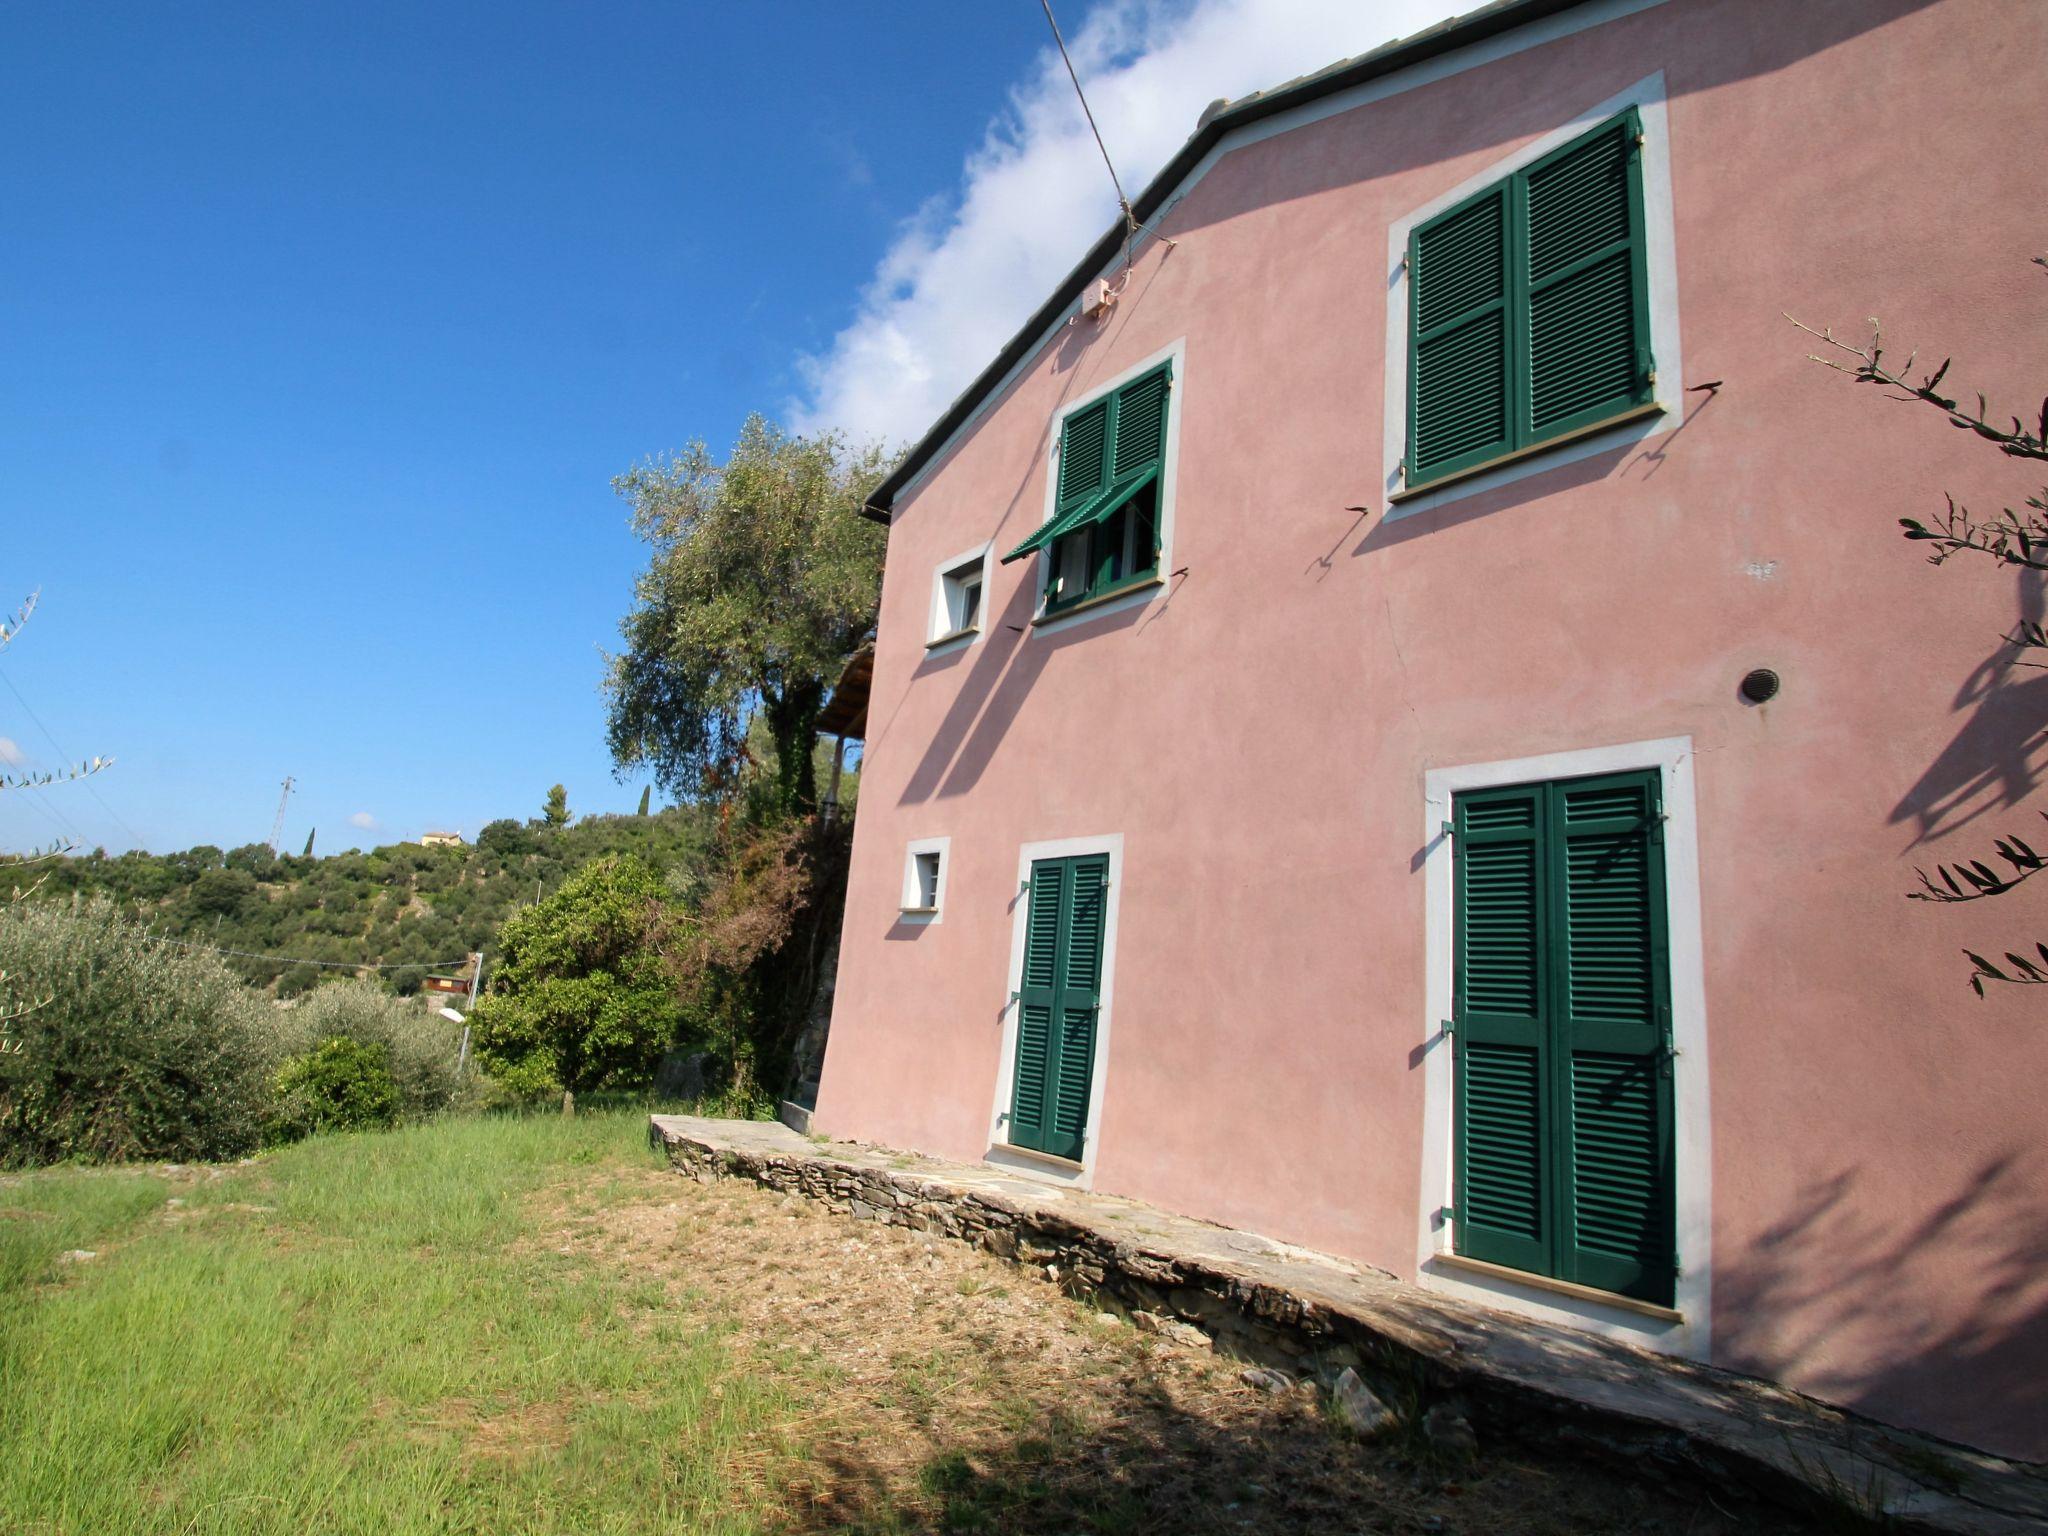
left=273, top=979, right=471, bottom=1123
left=471, top=854, right=687, bottom=1110
left=270, top=1036, right=400, bottom=1141
left=0, top=897, right=276, bottom=1165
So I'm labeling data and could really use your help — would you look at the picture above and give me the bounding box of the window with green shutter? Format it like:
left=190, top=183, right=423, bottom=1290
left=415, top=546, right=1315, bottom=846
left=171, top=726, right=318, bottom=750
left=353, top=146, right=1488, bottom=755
left=1407, top=110, right=1655, bottom=492
left=1002, top=364, right=1171, bottom=614
left=1452, top=769, right=1675, bottom=1306
left=1007, top=853, right=1109, bottom=1162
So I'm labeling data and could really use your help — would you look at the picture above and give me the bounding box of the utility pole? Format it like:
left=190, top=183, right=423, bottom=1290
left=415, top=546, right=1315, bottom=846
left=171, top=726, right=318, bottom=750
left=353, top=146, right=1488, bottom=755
left=455, top=951, right=483, bottom=1075
left=267, top=776, right=296, bottom=856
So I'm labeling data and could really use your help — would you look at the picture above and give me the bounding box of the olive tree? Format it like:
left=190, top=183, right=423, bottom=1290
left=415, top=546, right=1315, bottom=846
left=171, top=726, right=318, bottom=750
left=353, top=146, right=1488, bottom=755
left=1, top=591, right=112, bottom=1052
left=1795, top=257, right=2048, bottom=991
left=605, top=418, right=892, bottom=815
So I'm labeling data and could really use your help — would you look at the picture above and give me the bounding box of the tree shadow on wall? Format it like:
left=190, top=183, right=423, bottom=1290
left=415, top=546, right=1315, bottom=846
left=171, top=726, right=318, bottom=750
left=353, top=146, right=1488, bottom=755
left=1890, top=568, right=2048, bottom=851
left=1713, top=1150, right=2048, bottom=1468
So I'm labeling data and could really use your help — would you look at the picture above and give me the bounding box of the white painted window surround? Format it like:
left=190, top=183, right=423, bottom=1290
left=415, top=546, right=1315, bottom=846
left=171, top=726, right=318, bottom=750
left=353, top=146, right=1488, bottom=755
left=899, top=836, right=950, bottom=925
left=1025, top=339, right=1186, bottom=636
left=1416, top=736, right=1712, bottom=1358
left=927, top=542, right=992, bottom=650
left=985, top=834, right=1125, bottom=1186
left=1382, top=72, right=1686, bottom=519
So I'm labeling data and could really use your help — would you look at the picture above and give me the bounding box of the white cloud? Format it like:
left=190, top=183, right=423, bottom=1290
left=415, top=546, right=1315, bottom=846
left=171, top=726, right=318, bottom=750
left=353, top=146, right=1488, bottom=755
left=348, top=811, right=378, bottom=831
left=790, top=0, right=1467, bottom=449
left=0, top=737, right=24, bottom=767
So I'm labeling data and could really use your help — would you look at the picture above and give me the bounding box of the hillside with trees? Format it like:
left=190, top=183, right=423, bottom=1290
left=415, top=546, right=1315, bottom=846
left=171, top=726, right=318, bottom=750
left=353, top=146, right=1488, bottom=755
left=31, top=805, right=720, bottom=998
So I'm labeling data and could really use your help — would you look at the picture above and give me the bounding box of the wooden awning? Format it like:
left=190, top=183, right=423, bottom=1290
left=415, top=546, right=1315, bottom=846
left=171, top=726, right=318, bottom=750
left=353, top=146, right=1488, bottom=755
left=815, top=644, right=873, bottom=739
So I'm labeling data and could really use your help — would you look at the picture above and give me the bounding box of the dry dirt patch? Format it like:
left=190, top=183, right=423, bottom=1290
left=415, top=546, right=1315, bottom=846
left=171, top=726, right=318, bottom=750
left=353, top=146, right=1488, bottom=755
left=541, top=1167, right=1809, bottom=1535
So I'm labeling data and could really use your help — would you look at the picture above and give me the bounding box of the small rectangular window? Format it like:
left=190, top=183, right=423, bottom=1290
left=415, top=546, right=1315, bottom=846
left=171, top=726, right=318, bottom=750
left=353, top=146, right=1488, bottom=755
left=930, top=549, right=990, bottom=645
left=901, top=839, right=949, bottom=919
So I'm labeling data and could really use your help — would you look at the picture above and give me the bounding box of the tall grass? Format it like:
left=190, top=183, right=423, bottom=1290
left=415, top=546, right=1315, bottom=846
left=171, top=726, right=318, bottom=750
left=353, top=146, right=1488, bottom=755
left=0, top=1111, right=790, bottom=1534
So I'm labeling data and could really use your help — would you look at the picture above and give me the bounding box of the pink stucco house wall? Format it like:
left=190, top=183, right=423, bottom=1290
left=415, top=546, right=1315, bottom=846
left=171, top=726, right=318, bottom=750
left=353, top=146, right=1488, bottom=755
left=813, top=0, right=2048, bottom=1460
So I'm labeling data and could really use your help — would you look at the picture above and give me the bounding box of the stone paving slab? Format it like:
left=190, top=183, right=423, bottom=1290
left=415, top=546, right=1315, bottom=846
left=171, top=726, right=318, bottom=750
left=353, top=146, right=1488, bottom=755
left=650, top=1114, right=2046, bottom=1534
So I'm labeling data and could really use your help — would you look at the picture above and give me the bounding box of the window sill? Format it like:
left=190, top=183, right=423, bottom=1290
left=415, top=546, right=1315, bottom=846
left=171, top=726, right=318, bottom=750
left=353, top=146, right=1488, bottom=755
left=1392, top=400, right=1665, bottom=503
left=1033, top=574, right=1164, bottom=628
left=1431, top=1252, right=1683, bottom=1323
left=925, top=627, right=979, bottom=650
left=990, top=1141, right=1085, bottom=1173
left=898, top=906, right=939, bottom=917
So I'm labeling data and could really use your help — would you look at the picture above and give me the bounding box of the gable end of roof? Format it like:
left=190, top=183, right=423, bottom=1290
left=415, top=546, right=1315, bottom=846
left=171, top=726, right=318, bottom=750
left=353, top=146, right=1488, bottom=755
left=858, top=0, right=1600, bottom=524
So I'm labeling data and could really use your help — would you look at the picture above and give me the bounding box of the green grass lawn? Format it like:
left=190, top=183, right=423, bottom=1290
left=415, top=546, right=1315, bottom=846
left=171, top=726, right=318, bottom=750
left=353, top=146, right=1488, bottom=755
left=0, top=1112, right=788, bottom=1536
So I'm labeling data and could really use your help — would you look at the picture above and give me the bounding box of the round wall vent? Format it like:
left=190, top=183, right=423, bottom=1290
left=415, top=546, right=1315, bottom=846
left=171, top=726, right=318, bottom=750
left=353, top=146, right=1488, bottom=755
left=1739, top=668, right=1781, bottom=704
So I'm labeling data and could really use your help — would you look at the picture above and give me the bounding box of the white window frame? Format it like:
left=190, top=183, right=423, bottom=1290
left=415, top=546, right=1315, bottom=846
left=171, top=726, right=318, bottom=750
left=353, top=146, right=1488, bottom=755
left=985, top=833, right=1125, bottom=1186
left=1415, top=735, right=1712, bottom=1358
left=898, top=836, right=950, bottom=924
left=1027, top=339, right=1185, bottom=635
left=1382, top=72, right=1685, bottom=520
left=927, top=541, right=993, bottom=651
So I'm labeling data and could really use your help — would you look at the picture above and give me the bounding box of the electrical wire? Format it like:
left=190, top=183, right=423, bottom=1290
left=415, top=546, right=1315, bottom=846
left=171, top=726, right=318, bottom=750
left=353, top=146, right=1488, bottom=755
left=1040, top=0, right=1140, bottom=270
left=145, top=935, right=473, bottom=973
left=0, top=664, right=151, bottom=850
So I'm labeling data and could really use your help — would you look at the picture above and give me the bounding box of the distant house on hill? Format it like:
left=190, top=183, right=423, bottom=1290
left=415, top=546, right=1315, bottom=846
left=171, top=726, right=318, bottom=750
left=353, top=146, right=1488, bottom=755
left=418, top=830, right=465, bottom=849
left=809, top=0, right=2048, bottom=1465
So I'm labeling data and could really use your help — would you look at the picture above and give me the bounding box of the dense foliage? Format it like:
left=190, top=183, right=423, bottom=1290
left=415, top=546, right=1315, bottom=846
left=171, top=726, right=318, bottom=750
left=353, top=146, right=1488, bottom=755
left=270, top=1036, right=400, bottom=1142
left=26, top=806, right=716, bottom=996
left=606, top=417, right=892, bottom=813
left=272, top=979, right=471, bottom=1123
left=469, top=855, right=689, bottom=1109
left=0, top=898, right=276, bottom=1164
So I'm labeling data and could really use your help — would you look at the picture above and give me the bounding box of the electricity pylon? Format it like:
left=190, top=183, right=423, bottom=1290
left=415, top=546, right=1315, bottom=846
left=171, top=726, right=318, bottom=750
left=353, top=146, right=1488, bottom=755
left=268, top=776, right=295, bottom=855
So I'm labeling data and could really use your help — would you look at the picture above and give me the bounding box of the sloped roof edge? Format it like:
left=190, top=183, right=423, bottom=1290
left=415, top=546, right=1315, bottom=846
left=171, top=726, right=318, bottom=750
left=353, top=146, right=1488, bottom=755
left=858, top=0, right=1595, bottom=524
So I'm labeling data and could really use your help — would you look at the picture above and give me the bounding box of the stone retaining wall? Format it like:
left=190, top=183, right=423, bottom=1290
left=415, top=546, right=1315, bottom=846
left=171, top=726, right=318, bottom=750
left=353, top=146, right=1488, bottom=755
left=651, top=1114, right=2048, bottom=1536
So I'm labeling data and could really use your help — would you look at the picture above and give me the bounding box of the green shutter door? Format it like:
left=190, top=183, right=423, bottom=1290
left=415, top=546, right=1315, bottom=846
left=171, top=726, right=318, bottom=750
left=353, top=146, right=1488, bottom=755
left=1010, top=860, right=1065, bottom=1153
left=1453, top=770, right=1675, bottom=1306
left=1453, top=784, right=1552, bottom=1276
left=1409, top=187, right=1513, bottom=484
left=1010, top=854, right=1110, bottom=1162
left=1518, top=112, right=1653, bottom=443
left=1551, top=772, right=1674, bottom=1304
left=1048, top=856, right=1107, bottom=1161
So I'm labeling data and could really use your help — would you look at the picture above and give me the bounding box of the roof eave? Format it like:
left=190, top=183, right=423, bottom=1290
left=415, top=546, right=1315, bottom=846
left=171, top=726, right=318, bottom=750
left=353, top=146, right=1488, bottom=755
left=857, top=0, right=1593, bottom=525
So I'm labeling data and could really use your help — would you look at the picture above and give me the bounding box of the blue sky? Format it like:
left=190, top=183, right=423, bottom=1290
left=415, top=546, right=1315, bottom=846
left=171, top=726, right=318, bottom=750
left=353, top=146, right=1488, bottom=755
left=0, top=0, right=1447, bottom=855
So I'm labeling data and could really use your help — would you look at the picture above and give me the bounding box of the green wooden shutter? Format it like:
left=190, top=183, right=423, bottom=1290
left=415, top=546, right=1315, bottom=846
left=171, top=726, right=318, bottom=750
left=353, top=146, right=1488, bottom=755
left=1008, top=853, right=1109, bottom=1162
left=1046, top=854, right=1107, bottom=1161
left=1408, top=109, right=1654, bottom=491
left=1409, top=187, right=1512, bottom=484
left=1454, top=771, right=1675, bottom=1307
left=1056, top=399, right=1110, bottom=511
left=1109, top=368, right=1169, bottom=480
left=1010, top=860, right=1066, bottom=1153
left=1452, top=784, right=1551, bottom=1276
left=1520, top=112, right=1652, bottom=442
left=1551, top=772, right=1674, bottom=1305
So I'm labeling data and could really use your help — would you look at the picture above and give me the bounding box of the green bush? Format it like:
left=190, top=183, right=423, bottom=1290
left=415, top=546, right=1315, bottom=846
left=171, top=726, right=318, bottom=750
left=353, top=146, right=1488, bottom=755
left=270, top=1036, right=400, bottom=1141
left=0, top=898, right=276, bottom=1165
left=273, top=979, right=472, bottom=1123
left=471, top=854, right=688, bottom=1108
